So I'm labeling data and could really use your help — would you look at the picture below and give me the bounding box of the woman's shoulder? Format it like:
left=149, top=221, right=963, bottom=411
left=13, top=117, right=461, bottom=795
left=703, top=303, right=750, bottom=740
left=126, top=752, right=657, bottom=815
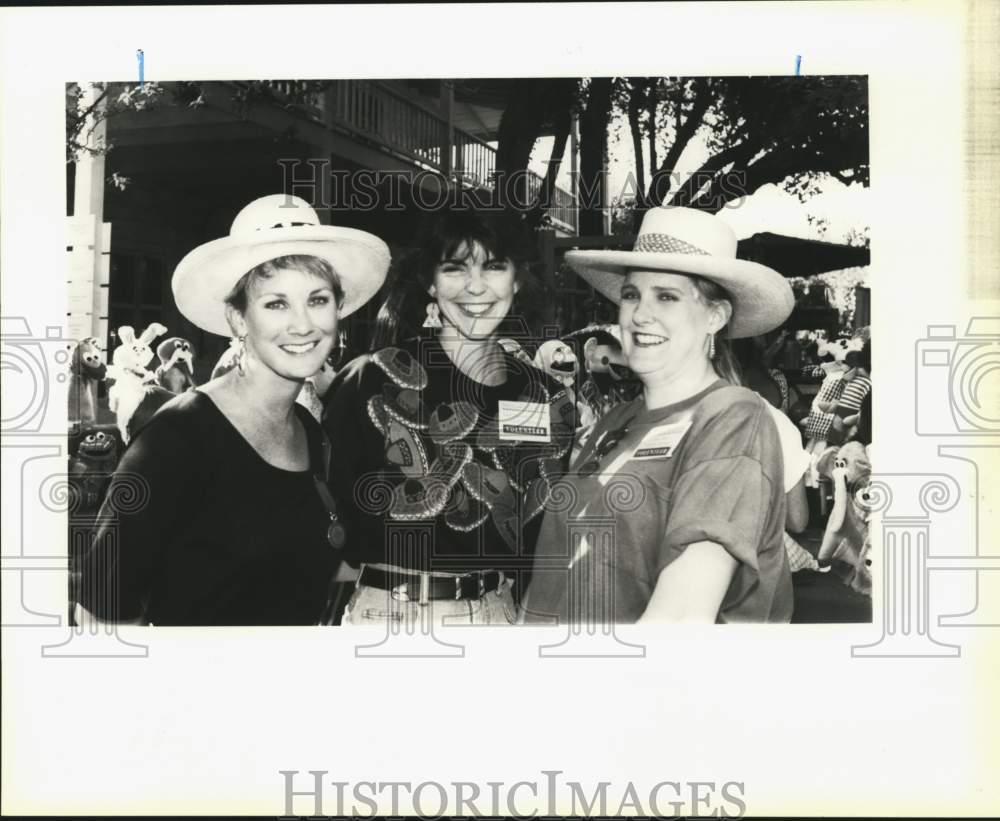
left=689, top=384, right=779, bottom=446
left=119, top=390, right=218, bottom=466
left=133, top=389, right=214, bottom=438
left=696, top=383, right=766, bottom=418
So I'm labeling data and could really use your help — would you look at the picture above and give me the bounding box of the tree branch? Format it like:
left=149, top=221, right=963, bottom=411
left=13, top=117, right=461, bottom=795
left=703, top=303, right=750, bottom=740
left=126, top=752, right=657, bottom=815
left=650, top=78, right=713, bottom=193
left=668, top=140, right=757, bottom=208
left=626, top=82, right=646, bottom=202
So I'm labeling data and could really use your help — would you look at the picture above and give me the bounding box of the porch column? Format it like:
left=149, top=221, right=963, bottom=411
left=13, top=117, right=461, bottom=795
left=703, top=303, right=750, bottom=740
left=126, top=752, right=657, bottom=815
left=71, top=84, right=110, bottom=343
left=439, top=80, right=454, bottom=180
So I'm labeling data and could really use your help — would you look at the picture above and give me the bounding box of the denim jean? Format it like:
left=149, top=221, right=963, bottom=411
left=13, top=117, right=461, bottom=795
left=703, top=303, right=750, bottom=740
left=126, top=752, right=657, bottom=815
left=341, top=564, right=519, bottom=627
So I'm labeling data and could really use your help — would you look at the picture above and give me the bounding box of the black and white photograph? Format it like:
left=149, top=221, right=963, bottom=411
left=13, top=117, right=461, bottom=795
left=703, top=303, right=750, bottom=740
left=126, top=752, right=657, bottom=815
left=65, top=73, right=872, bottom=627
left=2, top=2, right=997, bottom=818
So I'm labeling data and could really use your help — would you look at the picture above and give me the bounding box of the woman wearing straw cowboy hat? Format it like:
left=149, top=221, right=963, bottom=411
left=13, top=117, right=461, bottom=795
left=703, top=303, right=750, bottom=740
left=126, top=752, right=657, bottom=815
left=521, top=206, right=796, bottom=624
left=75, top=195, right=389, bottom=625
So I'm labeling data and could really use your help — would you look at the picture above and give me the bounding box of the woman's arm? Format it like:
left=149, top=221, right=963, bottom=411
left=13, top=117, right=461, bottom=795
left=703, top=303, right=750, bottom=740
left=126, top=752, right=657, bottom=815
left=74, top=417, right=191, bottom=622
left=637, top=541, right=738, bottom=623
left=785, top=477, right=809, bottom=534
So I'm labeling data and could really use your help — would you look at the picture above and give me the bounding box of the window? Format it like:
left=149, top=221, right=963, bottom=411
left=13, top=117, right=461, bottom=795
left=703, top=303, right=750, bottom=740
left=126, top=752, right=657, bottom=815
left=107, top=253, right=166, bottom=351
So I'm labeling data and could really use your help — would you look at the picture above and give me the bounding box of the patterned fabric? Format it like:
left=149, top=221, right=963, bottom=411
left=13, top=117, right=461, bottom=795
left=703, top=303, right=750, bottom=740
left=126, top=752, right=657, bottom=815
left=802, top=373, right=845, bottom=440
left=784, top=532, right=819, bottom=572
left=837, top=375, right=872, bottom=414
left=323, top=338, right=574, bottom=572
left=769, top=368, right=790, bottom=414
left=633, top=232, right=710, bottom=256
left=825, top=374, right=872, bottom=446
left=369, top=347, right=572, bottom=536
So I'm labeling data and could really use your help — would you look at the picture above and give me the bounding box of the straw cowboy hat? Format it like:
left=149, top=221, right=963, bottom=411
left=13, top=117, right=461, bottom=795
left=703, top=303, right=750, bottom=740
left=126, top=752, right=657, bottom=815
left=173, top=194, right=391, bottom=336
left=565, top=206, right=794, bottom=339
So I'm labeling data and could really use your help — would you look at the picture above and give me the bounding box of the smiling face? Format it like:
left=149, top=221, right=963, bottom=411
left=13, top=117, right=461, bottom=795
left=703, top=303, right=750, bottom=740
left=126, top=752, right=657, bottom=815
left=429, top=240, right=518, bottom=341
left=618, top=269, right=729, bottom=390
left=227, top=266, right=339, bottom=382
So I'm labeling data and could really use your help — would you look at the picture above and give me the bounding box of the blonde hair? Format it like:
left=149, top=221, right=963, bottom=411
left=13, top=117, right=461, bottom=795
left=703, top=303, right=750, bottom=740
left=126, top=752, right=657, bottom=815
left=690, top=276, right=740, bottom=385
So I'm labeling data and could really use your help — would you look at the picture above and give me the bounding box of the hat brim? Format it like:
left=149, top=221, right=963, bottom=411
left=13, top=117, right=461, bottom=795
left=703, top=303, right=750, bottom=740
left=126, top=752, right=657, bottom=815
left=172, top=225, right=391, bottom=337
left=564, top=249, right=794, bottom=339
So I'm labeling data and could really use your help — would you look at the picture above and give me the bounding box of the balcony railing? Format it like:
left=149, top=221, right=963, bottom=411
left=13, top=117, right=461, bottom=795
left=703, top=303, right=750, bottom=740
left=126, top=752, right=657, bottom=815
left=259, top=79, right=578, bottom=233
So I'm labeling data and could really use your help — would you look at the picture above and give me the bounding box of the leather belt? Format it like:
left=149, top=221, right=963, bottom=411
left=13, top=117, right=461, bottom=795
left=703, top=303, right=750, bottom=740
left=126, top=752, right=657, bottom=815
left=357, top=565, right=504, bottom=602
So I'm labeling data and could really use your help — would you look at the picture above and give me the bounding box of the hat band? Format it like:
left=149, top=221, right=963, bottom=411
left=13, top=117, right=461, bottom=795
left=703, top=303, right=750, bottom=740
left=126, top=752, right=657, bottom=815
left=259, top=221, right=316, bottom=230
left=632, top=232, right=710, bottom=256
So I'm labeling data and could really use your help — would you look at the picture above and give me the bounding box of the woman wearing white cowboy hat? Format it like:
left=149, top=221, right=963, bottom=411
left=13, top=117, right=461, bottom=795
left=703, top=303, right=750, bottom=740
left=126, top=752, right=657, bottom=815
left=521, top=206, right=796, bottom=624
left=75, top=194, right=389, bottom=625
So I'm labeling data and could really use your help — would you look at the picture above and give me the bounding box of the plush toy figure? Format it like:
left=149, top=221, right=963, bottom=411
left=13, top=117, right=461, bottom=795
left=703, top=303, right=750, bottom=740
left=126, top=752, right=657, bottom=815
left=107, top=323, right=172, bottom=444
left=567, top=326, right=640, bottom=424
left=154, top=337, right=197, bottom=393
left=67, top=337, right=107, bottom=427
left=497, top=337, right=536, bottom=367
left=582, top=333, right=632, bottom=382
left=816, top=440, right=873, bottom=595
left=801, top=335, right=870, bottom=486
left=68, top=429, right=118, bottom=513
left=533, top=340, right=578, bottom=389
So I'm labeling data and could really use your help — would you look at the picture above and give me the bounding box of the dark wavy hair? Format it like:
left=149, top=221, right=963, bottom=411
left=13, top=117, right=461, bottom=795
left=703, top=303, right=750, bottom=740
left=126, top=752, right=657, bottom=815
left=370, top=209, right=545, bottom=351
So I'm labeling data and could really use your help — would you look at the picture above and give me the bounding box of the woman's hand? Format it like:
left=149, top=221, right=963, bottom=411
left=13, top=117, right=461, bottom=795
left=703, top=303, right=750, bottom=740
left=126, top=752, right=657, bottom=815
left=636, top=541, right=738, bottom=623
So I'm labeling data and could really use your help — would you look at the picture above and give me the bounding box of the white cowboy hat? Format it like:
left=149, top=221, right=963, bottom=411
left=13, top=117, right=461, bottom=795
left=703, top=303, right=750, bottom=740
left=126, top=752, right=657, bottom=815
left=172, top=194, right=391, bottom=336
left=564, top=206, right=794, bottom=338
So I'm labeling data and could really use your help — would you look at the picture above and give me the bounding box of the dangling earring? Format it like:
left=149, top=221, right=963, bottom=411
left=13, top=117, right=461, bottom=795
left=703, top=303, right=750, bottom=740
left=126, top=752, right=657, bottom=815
left=708, top=332, right=716, bottom=360
left=423, top=302, right=442, bottom=329
left=327, top=330, right=347, bottom=368
left=236, top=335, right=247, bottom=376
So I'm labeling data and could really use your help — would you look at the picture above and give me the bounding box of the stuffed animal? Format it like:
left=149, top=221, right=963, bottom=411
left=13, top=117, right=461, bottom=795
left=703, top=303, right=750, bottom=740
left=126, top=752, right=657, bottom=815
left=68, top=429, right=118, bottom=513
left=154, top=337, right=197, bottom=393
left=67, top=337, right=107, bottom=426
left=567, top=326, right=640, bottom=423
left=107, top=323, right=172, bottom=444
left=816, top=440, right=873, bottom=595
left=533, top=340, right=578, bottom=389
left=497, top=337, right=536, bottom=367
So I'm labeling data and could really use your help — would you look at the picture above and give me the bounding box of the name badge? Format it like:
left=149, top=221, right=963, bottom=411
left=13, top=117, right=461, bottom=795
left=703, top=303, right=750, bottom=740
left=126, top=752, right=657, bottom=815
left=497, top=399, right=551, bottom=442
left=631, top=420, right=692, bottom=460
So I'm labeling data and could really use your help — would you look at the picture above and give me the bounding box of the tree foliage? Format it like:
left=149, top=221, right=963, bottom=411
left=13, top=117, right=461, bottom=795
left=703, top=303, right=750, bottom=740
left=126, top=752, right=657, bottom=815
left=66, top=80, right=330, bottom=166
left=494, top=78, right=579, bottom=221
left=612, top=75, right=868, bottom=224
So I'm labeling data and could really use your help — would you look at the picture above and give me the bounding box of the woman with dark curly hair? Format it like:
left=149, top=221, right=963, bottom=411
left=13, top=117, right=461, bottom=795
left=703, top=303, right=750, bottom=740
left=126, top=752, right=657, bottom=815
left=322, top=208, right=573, bottom=626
